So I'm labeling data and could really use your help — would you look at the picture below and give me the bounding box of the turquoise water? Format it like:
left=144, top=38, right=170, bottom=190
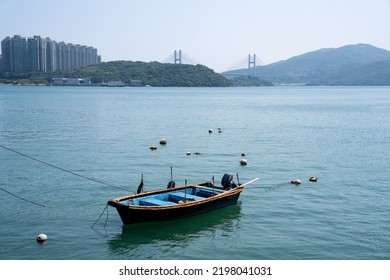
left=0, top=86, right=389, bottom=260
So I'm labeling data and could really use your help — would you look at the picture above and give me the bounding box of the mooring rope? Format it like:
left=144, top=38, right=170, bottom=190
left=0, top=185, right=46, bottom=207
left=0, top=144, right=129, bottom=191
left=104, top=204, right=109, bottom=228
left=91, top=204, right=109, bottom=229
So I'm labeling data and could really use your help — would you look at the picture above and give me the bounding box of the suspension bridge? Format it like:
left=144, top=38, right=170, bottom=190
left=161, top=50, right=264, bottom=75
left=161, top=50, right=201, bottom=66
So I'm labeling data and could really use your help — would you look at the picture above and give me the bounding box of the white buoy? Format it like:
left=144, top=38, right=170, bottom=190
left=37, top=233, right=48, bottom=243
left=208, top=129, right=213, bottom=133
left=309, top=176, right=318, bottom=182
left=290, top=179, right=301, bottom=185
left=186, top=152, right=191, bottom=156
left=241, top=153, right=247, bottom=157
left=159, top=138, right=167, bottom=145
left=240, top=159, right=248, bottom=165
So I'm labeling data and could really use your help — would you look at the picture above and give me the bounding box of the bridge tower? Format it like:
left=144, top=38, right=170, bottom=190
left=248, top=54, right=256, bottom=75
left=174, top=50, right=182, bottom=64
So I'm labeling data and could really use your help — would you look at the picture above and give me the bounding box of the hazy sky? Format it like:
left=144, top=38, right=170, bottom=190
left=1, top=0, right=389, bottom=72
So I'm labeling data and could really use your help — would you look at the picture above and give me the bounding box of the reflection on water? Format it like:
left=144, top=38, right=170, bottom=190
left=107, top=204, right=242, bottom=257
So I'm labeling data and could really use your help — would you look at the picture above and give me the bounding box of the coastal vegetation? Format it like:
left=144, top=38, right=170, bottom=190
left=0, top=61, right=234, bottom=87
left=70, top=61, right=234, bottom=87
left=230, top=75, right=273, bottom=86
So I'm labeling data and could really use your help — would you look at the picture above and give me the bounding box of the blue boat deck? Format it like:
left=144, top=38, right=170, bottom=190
left=120, top=186, right=220, bottom=206
left=139, top=198, right=177, bottom=206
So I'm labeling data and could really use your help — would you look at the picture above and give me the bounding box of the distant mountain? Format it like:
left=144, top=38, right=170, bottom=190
left=308, top=60, right=390, bottom=86
left=223, top=44, right=390, bottom=85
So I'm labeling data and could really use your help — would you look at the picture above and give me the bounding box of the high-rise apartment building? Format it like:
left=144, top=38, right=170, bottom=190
left=1, top=35, right=101, bottom=74
left=1, top=35, right=28, bottom=73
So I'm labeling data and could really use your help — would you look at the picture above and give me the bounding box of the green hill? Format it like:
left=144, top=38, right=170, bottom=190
left=223, top=44, right=390, bottom=85
left=1, top=61, right=233, bottom=87
left=70, top=61, right=233, bottom=87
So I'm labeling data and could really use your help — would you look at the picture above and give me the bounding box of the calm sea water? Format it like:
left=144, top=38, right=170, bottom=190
left=0, top=85, right=389, bottom=260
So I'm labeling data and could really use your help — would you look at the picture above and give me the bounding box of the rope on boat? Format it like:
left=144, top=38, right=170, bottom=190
left=91, top=204, right=109, bottom=229
left=0, top=185, right=46, bottom=207
left=0, top=144, right=128, bottom=191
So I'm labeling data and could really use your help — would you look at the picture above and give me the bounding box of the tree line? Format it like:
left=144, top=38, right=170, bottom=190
left=1, top=61, right=235, bottom=87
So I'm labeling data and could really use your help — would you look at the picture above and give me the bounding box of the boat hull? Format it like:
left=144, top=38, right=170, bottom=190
left=108, top=185, right=243, bottom=225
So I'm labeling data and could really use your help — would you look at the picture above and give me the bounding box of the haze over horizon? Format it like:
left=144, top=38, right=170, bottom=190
left=1, top=0, right=390, bottom=72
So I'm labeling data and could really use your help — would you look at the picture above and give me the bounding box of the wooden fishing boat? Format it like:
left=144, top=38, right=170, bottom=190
left=107, top=174, right=258, bottom=225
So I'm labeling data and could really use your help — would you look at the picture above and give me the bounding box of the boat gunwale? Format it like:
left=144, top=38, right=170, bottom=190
left=108, top=183, right=243, bottom=211
left=110, top=182, right=208, bottom=201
